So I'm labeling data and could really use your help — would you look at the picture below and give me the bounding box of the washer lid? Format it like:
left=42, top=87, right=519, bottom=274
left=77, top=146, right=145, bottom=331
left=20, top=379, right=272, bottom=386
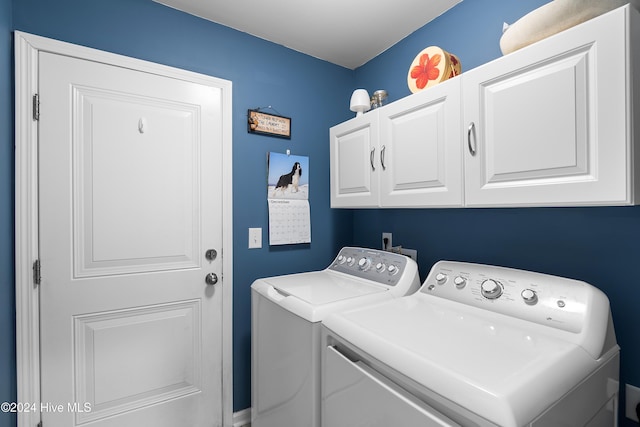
left=323, top=293, right=606, bottom=427
left=253, top=271, right=395, bottom=322
left=262, top=270, right=388, bottom=305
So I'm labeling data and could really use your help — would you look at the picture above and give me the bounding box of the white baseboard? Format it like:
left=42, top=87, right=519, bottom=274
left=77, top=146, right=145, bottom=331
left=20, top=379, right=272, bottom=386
left=233, top=408, right=251, bottom=427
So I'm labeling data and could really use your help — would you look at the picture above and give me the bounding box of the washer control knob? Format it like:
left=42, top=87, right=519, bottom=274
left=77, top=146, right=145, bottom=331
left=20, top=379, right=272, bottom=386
left=337, top=255, right=346, bottom=264
left=521, top=289, right=538, bottom=305
left=346, top=257, right=355, bottom=266
left=481, top=279, right=503, bottom=299
left=375, top=262, right=386, bottom=273
left=454, top=276, right=467, bottom=289
left=358, top=257, right=371, bottom=271
left=388, top=265, right=398, bottom=275
left=435, top=273, right=448, bottom=285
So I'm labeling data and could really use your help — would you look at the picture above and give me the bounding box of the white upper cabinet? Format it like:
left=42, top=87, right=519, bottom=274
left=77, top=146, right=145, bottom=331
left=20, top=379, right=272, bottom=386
left=379, top=78, right=462, bottom=207
left=330, top=111, right=380, bottom=208
left=330, top=78, right=462, bottom=208
left=331, top=5, right=639, bottom=208
left=463, top=4, right=639, bottom=207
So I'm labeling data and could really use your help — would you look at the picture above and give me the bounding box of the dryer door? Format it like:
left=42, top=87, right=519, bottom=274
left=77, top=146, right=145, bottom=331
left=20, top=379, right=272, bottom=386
left=323, top=346, right=460, bottom=427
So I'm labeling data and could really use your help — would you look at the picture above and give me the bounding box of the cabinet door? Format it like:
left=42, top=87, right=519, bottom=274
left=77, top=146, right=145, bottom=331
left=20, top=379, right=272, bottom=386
left=330, top=113, right=380, bottom=207
left=463, top=6, right=631, bottom=207
left=379, top=78, right=463, bottom=207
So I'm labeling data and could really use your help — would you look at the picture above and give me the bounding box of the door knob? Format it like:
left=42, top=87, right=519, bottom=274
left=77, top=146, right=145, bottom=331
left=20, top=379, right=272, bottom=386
left=205, top=273, right=218, bottom=285
left=205, top=249, right=217, bottom=261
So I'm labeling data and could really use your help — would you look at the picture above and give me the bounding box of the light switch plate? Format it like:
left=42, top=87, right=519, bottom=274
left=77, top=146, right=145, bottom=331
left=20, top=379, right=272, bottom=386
left=249, top=228, right=262, bottom=249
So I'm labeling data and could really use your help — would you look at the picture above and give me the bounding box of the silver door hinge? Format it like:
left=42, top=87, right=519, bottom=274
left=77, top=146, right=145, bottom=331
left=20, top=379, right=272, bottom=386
left=33, top=259, right=41, bottom=285
left=33, top=93, right=40, bottom=121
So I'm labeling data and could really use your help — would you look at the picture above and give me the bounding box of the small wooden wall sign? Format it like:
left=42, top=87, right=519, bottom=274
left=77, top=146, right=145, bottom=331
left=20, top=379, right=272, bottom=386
left=248, top=109, right=291, bottom=139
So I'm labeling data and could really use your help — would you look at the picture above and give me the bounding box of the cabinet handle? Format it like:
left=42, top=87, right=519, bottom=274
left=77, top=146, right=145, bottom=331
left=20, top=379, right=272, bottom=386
left=467, top=122, right=477, bottom=156
left=380, top=145, right=386, bottom=170
left=370, top=147, right=376, bottom=171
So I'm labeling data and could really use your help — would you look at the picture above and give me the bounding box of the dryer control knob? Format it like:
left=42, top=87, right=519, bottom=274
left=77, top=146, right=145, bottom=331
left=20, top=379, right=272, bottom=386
left=435, top=273, right=448, bottom=285
left=521, top=289, right=538, bottom=305
left=388, top=265, right=399, bottom=275
left=454, top=276, right=467, bottom=289
left=358, top=257, right=371, bottom=271
left=375, top=262, right=386, bottom=273
left=481, top=279, right=503, bottom=299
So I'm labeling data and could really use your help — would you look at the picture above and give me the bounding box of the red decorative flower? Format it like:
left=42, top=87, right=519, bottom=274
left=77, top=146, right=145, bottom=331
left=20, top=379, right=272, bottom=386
left=410, top=53, right=441, bottom=89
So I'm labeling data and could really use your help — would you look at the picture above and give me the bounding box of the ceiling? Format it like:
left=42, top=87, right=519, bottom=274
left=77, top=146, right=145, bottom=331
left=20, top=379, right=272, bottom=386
left=153, top=0, right=462, bottom=69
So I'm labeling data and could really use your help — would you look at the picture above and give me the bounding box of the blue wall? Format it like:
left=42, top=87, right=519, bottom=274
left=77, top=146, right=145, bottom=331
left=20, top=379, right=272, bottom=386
left=5, top=0, right=354, bottom=421
left=352, top=1, right=640, bottom=425
left=3, top=0, right=639, bottom=425
left=0, top=0, right=15, bottom=425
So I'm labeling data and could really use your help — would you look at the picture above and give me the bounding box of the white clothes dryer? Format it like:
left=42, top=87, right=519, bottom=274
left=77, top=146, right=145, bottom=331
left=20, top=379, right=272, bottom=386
left=322, top=261, right=620, bottom=427
left=251, top=247, right=420, bottom=427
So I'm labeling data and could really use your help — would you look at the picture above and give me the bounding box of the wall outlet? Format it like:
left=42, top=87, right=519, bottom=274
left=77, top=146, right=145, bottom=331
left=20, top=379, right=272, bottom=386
left=382, top=232, right=392, bottom=251
left=626, top=384, right=640, bottom=422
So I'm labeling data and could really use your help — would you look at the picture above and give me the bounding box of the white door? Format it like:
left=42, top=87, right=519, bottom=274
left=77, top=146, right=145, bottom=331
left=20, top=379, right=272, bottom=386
left=379, top=77, right=463, bottom=208
left=38, top=51, right=223, bottom=426
left=330, top=113, right=380, bottom=208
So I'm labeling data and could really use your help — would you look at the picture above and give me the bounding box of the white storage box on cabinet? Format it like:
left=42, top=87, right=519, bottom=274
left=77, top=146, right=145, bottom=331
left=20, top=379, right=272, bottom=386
left=463, top=5, right=640, bottom=207
left=330, top=77, right=463, bottom=208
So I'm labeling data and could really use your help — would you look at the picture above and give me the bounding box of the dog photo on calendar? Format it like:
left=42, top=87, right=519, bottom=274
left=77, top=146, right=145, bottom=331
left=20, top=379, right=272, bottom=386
left=268, top=152, right=309, bottom=200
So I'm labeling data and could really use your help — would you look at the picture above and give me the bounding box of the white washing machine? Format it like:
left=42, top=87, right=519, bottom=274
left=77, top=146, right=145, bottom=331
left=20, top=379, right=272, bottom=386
left=322, top=261, right=620, bottom=427
left=251, top=247, right=420, bottom=427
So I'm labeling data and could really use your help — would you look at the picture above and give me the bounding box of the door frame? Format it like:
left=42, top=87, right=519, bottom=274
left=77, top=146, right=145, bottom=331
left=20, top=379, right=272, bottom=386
left=14, top=31, right=234, bottom=427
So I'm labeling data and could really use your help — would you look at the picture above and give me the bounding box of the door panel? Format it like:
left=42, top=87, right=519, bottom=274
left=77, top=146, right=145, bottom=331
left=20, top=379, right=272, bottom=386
left=73, top=300, right=201, bottom=424
left=39, top=51, right=223, bottom=426
left=74, top=85, right=202, bottom=277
